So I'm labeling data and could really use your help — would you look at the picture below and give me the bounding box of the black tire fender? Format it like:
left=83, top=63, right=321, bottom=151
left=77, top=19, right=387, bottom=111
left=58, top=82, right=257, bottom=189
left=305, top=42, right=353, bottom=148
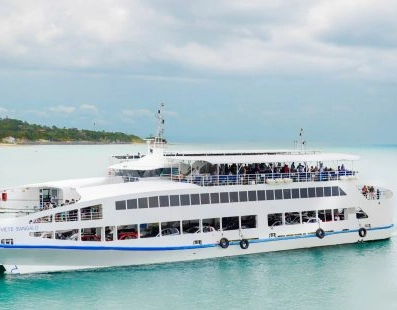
left=219, top=237, right=229, bottom=249
left=358, top=227, right=367, bottom=238
left=316, top=228, right=325, bottom=239
left=240, top=239, right=249, bottom=250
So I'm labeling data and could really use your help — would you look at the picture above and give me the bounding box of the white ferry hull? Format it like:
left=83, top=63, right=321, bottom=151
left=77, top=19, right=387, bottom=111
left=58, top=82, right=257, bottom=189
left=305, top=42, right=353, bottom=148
left=1, top=224, right=393, bottom=275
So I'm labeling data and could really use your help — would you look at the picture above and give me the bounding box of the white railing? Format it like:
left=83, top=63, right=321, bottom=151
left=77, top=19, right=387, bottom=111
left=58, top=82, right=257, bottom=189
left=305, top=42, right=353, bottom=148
left=169, top=170, right=357, bottom=187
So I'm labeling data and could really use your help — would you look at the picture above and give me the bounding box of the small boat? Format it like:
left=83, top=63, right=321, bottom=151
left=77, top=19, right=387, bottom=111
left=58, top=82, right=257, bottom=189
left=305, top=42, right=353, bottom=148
left=0, top=104, right=394, bottom=274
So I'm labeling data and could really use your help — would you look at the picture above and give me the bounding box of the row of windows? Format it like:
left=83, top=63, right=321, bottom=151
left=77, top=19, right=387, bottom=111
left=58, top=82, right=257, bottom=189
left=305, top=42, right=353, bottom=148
left=31, top=205, right=103, bottom=224
left=115, top=186, right=347, bottom=210
left=267, top=208, right=348, bottom=227
left=30, top=215, right=257, bottom=241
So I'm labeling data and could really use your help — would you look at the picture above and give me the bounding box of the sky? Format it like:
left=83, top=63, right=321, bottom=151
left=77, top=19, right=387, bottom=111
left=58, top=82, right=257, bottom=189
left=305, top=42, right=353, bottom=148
left=0, top=0, right=396, bottom=146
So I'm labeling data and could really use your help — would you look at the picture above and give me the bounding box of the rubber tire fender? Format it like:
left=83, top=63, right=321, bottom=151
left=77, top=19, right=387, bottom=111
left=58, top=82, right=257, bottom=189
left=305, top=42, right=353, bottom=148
left=240, top=239, right=249, bottom=250
left=219, top=238, right=229, bottom=249
left=358, top=227, right=367, bottom=238
left=316, top=228, right=325, bottom=239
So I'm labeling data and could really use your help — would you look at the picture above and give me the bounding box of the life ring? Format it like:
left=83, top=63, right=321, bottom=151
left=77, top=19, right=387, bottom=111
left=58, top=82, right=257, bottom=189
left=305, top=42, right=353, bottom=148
left=316, top=228, right=325, bottom=239
left=219, top=238, right=229, bottom=249
left=358, top=227, right=367, bottom=238
left=240, top=239, right=249, bottom=250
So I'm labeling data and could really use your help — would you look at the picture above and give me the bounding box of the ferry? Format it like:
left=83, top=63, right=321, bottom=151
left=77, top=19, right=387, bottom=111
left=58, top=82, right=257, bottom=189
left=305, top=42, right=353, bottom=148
left=0, top=104, right=394, bottom=274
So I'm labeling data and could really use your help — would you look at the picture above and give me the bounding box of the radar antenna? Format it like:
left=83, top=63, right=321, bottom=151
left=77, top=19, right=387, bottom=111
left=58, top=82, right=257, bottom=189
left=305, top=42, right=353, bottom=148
left=294, top=128, right=306, bottom=151
left=155, top=102, right=165, bottom=144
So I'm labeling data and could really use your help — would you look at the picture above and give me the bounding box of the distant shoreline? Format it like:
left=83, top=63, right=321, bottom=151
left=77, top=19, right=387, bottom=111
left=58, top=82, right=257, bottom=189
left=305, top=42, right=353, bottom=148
left=0, top=141, right=145, bottom=146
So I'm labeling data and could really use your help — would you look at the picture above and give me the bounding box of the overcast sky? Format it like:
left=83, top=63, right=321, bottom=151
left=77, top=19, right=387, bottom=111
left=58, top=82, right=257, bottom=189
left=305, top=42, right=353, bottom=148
left=0, top=0, right=396, bottom=146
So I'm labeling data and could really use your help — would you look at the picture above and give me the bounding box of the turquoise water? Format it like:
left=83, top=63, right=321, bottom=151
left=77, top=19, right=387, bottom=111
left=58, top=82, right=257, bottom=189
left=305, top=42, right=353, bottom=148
left=0, top=144, right=397, bottom=309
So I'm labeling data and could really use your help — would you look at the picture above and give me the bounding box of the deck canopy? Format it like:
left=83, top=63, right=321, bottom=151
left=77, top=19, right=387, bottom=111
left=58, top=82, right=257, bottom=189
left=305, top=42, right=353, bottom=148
left=165, top=150, right=359, bottom=165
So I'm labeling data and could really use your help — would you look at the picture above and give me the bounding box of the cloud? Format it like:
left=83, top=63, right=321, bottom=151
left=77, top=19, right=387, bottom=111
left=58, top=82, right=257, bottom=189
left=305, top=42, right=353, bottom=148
left=79, top=104, right=99, bottom=114
left=49, top=105, right=76, bottom=114
left=0, top=0, right=394, bottom=82
left=0, top=106, right=8, bottom=115
left=121, top=108, right=152, bottom=118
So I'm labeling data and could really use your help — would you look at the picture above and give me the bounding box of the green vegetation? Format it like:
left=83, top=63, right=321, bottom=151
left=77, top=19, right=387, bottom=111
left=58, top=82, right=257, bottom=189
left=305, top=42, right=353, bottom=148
left=0, top=118, right=144, bottom=144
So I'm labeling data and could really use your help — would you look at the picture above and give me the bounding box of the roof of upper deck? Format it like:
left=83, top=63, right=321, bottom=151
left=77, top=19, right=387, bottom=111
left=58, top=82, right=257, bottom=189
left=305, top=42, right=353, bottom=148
left=164, top=150, right=359, bottom=165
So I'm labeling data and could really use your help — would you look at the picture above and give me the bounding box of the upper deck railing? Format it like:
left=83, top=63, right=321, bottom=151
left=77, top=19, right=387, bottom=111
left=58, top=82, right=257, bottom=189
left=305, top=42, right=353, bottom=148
left=173, top=170, right=356, bottom=187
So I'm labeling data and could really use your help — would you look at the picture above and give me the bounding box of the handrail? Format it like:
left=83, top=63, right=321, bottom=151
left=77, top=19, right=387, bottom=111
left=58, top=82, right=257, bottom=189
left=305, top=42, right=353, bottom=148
left=168, top=170, right=357, bottom=187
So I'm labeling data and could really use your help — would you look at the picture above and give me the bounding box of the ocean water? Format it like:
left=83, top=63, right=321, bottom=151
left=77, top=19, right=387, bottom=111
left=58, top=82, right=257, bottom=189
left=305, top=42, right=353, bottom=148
left=0, top=143, right=397, bottom=310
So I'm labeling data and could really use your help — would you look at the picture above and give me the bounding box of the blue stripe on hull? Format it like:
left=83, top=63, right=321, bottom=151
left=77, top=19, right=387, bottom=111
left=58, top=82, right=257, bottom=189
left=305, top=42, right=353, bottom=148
left=0, top=224, right=393, bottom=251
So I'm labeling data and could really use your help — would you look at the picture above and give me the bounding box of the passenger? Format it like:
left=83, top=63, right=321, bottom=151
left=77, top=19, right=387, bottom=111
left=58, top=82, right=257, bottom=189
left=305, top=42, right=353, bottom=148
left=369, top=186, right=375, bottom=199
left=362, top=185, right=368, bottom=198
left=297, top=163, right=304, bottom=172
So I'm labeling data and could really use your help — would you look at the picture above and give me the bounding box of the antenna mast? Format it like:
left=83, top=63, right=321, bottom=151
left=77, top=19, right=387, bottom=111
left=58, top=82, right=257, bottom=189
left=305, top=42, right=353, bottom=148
left=155, top=103, right=165, bottom=144
left=299, top=128, right=306, bottom=151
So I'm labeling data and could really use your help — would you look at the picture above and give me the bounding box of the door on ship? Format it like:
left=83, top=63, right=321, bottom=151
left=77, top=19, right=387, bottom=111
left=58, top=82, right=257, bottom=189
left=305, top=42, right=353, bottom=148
left=39, top=188, right=59, bottom=209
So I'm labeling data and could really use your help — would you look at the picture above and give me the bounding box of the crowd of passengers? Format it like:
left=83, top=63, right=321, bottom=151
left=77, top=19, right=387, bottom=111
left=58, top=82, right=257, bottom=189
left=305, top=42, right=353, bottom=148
left=40, top=198, right=78, bottom=210
left=194, top=162, right=349, bottom=177
left=361, top=184, right=380, bottom=199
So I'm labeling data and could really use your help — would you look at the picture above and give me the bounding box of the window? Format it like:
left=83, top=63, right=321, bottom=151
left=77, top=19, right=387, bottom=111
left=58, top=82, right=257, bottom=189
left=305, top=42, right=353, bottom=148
left=283, top=189, right=291, bottom=200
left=331, top=186, right=339, bottom=196
left=210, top=192, right=220, bottom=204
left=248, top=190, right=257, bottom=201
left=117, top=225, right=138, bottom=240
left=55, top=229, right=77, bottom=240
left=316, top=187, right=324, bottom=197
left=149, top=196, right=159, bottom=208
left=300, top=188, right=308, bottom=198
left=190, top=194, right=200, bottom=205
left=180, top=194, right=190, bottom=206
left=340, top=188, right=347, bottom=196
left=308, top=187, right=316, bottom=198
left=182, top=219, right=200, bottom=234
left=268, top=213, right=282, bottom=227
left=275, top=189, right=283, bottom=200
left=138, top=197, right=148, bottom=209
left=318, top=210, right=326, bottom=222
left=81, top=227, right=101, bottom=241
left=324, top=187, right=332, bottom=197
left=333, top=209, right=346, bottom=221
left=266, top=190, right=274, bottom=200
left=220, top=192, right=229, bottom=203
left=356, top=207, right=368, bottom=219
left=115, top=200, right=126, bottom=210
left=324, top=209, right=332, bottom=221
left=127, top=199, right=138, bottom=209
left=201, top=193, right=210, bottom=204
left=229, top=191, right=238, bottom=203
left=55, top=210, right=76, bottom=222
left=222, top=216, right=239, bottom=231
left=81, top=205, right=102, bottom=220
left=159, top=195, right=169, bottom=207
left=140, top=223, right=160, bottom=238
left=285, top=212, right=300, bottom=225
left=241, top=215, right=257, bottom=229
left=170, top=195, right=180, bottom=207
left=160, top=221, right=180, bottom=236
left=258, top=190, right=266, bottom=201
left=239, top=191, right=248, bottom=202
left=291, top=188, right=300, bottom=199
left=34, top=215, right=53, bottom=223
left=302, top=210, right=317, bottom=223
left=203, top=218, right=220, bottom=231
